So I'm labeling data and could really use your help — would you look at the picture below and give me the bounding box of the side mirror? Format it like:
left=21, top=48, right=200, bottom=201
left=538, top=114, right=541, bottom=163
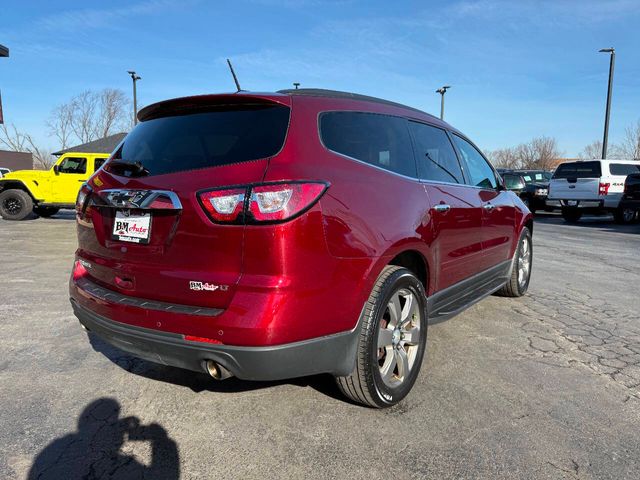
left=53, top=165, right=60, bottom=175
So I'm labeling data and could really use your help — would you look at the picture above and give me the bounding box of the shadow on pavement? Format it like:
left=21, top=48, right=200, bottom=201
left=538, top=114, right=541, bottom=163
left=533, top=213, right=640, bottom=235
left=88, top=333, right=345, bottom=402
left=28, top=397, right=180, bottom=480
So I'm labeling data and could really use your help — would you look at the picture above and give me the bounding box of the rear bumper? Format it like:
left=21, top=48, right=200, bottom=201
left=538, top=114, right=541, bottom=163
left=546, top=199, right=614, bottom=214
left=71, top=299, right=360, bottom=381
left=546, top=198, right=604, bottom=208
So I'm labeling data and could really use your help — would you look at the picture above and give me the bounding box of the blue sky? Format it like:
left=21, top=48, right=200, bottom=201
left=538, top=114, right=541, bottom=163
left=1, top=0, right=639, bottom=156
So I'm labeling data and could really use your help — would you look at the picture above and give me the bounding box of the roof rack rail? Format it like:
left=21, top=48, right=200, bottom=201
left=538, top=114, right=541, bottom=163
left=277, top=88, right=437, bottom=119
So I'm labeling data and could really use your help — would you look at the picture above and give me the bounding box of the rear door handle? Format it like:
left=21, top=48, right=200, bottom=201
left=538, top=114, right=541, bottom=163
left=483, top=203, right=496, bottom=211
left=433, top=204, right=451, bottom=213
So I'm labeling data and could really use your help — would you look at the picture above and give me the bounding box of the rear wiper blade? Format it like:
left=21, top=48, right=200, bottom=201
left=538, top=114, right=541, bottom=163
left=108, top=159, right=149, bottom=177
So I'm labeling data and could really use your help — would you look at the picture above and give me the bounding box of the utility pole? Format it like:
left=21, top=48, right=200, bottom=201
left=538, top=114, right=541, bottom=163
left=0, top=44, right=8, bottom=125
left=127, top=70, right=141, bottom=125
left=435, top=85, right=450, bottom=120
left=599, top=48, right=615, bottom=159
left=293, top=82, right=300, bottom=90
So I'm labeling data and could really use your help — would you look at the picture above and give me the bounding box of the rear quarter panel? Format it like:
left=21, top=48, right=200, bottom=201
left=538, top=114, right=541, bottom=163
left=264, top=96, right=437, bottom=301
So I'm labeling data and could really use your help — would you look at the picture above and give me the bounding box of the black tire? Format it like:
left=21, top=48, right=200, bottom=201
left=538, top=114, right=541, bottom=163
left=496, top=227, right=532, bottom=297
left=561, top=207, right=582, bottom=223
left=613, top=206, right=636, bottom=225
left=336, top=266, right=428, bottom=408
left=33, top=206, right=60, bottom=218
left=0, top=189, right=33, bottom=221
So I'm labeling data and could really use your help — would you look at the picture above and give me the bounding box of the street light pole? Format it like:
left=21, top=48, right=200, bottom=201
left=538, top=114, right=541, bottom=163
left=0, top=44, right=8, bottom=125
left=127, top=70, right=141, bottom=125
left=599, top=48, right=615, bottom=159
left=435, top=85, right=450, bottom=120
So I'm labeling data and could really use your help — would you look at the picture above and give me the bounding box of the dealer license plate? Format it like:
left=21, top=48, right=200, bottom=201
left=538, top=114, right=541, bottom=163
left=112, top=210, right=151, bottom=244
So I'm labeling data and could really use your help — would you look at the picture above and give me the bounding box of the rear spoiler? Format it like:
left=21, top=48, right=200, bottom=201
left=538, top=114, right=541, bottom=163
left=138, top=93, right=291, bottom=122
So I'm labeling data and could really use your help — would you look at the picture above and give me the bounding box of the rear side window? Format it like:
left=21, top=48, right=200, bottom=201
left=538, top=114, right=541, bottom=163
left=553, top=161, right=602, bottom=179
left=320, top=112, right=416, bottom=177
left=451, top=135, right=497, bottom=189
left=409, top=122, right=464, bottom=184
left=610, top=163, right=640, bottom=175
left=106, top=105, right=290, bottom=177
left=94, top=158, right=107, bottom=170
left=503, top=174, right=525, bottom=190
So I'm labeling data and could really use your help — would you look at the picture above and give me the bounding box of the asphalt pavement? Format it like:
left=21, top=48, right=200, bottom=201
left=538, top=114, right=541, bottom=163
left=0, top=211, right=639, bottom=479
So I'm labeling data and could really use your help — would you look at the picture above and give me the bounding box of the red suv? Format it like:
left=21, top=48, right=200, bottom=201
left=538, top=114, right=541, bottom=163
left=70, top=89, right=533, bottom=407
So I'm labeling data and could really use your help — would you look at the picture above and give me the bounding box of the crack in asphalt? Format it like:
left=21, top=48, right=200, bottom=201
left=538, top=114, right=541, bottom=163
left=513, top=289, right=640, bottom=399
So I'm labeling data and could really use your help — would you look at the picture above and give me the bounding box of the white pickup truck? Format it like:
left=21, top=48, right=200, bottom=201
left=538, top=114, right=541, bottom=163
left=547, top=159, right=640, bottom=224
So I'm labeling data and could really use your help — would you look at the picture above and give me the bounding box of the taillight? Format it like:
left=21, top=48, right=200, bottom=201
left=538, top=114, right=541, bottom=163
left=76, top=183, right=93, bottom=225
left=76, top=183, right=92, bottom=213
left=599, top=182, right=610, bottom=195
left=198, top=187, right=246, bottom=223
left=248, top=183, right=327, bottom=222
left=197, top=182, right=328, bottom=224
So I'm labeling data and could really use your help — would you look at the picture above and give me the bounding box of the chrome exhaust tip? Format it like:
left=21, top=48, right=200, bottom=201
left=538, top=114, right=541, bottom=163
left=205, top=360, right=233, bottom=380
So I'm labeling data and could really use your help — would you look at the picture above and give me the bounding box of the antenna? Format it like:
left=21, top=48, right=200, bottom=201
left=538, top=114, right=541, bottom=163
left=226, top=58, right=242, bottom=92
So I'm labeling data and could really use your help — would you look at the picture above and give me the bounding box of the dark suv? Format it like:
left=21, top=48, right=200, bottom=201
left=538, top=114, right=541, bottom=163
left=620, top=173, right=640, bottom=223
left=499, top=169, right=552, bottom=213
left=70, top=89, right=533, bottom=407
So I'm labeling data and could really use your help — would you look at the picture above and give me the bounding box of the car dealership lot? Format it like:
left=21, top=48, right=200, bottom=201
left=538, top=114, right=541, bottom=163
left=1, top=214, right=639, bottom=479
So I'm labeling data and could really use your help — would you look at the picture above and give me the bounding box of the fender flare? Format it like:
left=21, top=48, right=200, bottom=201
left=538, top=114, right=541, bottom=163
left=0, top=180, right=38, bottom=202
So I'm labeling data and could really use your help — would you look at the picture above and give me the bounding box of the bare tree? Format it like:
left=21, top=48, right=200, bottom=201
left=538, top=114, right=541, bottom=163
left=578, top=140, right=603, bottom=159
left=46, top=103, right=74, bottom=150
left=0, top=123, right=56, bottom=169
left=30, top=145, right=56, bottom=170
left=617, top=120, right=640, bottom=160
left=487, top=136, right=562, bottom=170
left=0, top=123, right=31, bottom=152
left=487, top=147, right=519, bottom=169
left=69, top=90, right=99, bottom=143
left=528, top=136, right=561, bottom=170
left=48, top=89, right=130, bottom=147
left=96, top=88, right=130, bottom=138
left=514, top=142, right=537, bottom=169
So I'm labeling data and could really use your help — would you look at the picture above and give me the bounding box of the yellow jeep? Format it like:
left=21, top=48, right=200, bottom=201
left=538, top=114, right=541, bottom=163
left=0, top=152, right=109, bottom=220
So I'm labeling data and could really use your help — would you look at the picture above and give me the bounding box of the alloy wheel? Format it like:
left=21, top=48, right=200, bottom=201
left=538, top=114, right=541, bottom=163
left=518, top=235, right=531, bottom=288
left=623, top=208, right=635, bottom=223
left=377, top=288, right=422, bottom=388
left=2, top=197, right=23, bottom=215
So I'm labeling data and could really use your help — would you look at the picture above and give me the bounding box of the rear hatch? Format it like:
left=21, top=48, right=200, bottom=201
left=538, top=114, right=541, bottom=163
left=76, top=94, right=291, bottom=309
left=548, top=161, right=601, bottom=200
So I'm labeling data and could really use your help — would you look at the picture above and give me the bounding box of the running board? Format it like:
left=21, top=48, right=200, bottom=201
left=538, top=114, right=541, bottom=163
left=427, top=260, right=511, bottom=322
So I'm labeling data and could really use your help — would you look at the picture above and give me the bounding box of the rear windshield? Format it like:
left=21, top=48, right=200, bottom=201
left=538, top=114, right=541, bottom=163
left=553, top=161, right=602, bottom=179
left=105, top=105, right=290, bottom=177
left=610, top=163, right=640, bottom=176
